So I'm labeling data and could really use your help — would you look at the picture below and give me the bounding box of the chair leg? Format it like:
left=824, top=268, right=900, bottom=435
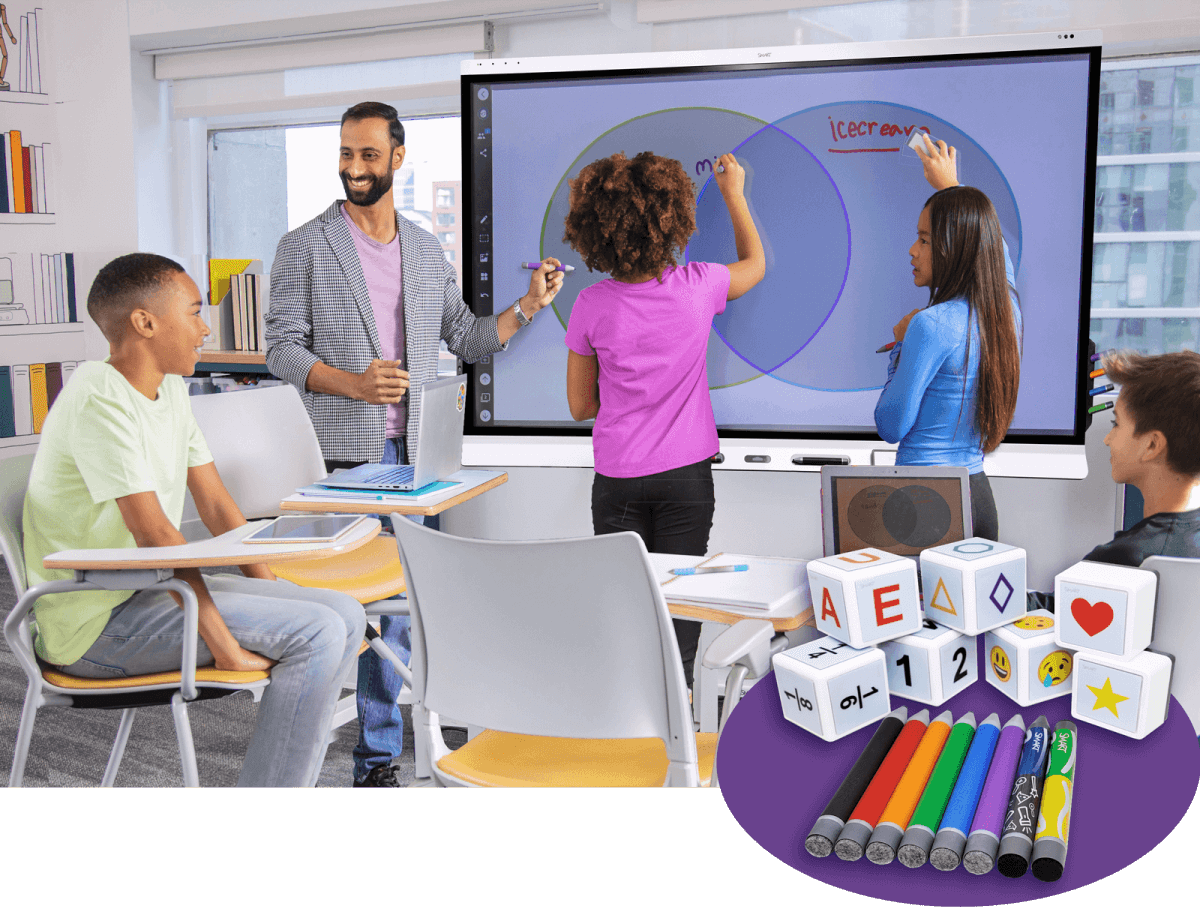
left=100, top=708, right=137, bottom=787
left=711, top=663, right=751, bottom=790
left=8, top=687, right=41, bottom=787
left=171, top=693, right=201, bottom=788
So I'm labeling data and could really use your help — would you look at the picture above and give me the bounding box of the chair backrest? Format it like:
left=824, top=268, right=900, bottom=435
left=1142, top=555, right=1200, bottom=723
left=390, top=514, right=697, bottom=764
left=0, top=453, right=35, bottom=595
left=190, top=385, right=326, bottom=519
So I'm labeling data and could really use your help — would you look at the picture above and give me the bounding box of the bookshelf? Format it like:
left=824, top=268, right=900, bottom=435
left=196, top=350, right=270, bottom=374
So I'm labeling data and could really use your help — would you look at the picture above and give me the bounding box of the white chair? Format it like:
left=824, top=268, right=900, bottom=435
left=0, top=453, right=270, bottom=787
left=1141, top=555, right=1200, bottom=725
left=390, top=512, right=713, bottom=786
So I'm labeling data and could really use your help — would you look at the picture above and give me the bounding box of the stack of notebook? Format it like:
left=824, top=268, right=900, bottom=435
left=655, top=553, right=812, bottom=620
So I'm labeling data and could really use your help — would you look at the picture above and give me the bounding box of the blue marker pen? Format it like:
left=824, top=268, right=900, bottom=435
left=521, top=261, right=575, bottom=272
left=670, top=564, right=749, bottom=576
left=1088, top=383, right=1115, bottom=397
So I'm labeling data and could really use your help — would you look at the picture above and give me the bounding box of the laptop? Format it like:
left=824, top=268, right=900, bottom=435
left=820, top=465, right=973, bottom=561
left=321, top=375, right=469, bottom=492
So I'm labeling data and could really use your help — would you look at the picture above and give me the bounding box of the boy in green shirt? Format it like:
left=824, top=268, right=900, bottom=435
left=22, top=253, right=366, bottom=786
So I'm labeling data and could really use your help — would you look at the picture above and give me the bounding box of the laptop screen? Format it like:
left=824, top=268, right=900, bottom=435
left=822, top=468, right=971, bottom=558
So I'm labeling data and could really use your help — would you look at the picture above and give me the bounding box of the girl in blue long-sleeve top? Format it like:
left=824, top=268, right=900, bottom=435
left=874, top=136, right=1022, bottom=541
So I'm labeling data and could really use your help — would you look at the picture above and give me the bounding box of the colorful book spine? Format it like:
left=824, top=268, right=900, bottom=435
left=11, top=365, right=31, bottom=436
left=9, top=131, right=24, bottom=213
left=0, top=133, right=8, bottom=213
left=0, top=367, right=15, bottom=439
left=30, top=363, right=48, bottom=433
left=3, top=133, right=13, bottom=213
left=21, top=147, right=32, bottom=213
left=65, top=253, right=77, bottom=321
left=45, top=362, right=63, bottom=411
left=54, top=253, right=65, bottom=321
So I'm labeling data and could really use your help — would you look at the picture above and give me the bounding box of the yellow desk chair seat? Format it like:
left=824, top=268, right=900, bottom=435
left=270, top=535, right=405, bottom=604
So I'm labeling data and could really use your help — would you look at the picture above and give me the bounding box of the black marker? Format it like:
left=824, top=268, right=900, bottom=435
left=792, top=455, right=850, bottom=466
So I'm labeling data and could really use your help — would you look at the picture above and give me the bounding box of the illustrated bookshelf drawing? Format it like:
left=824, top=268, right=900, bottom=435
left=0, top=129, right=51, bottom=217
left=0, top=5, right=47, bottom=100
left=0, top=252, right=78, bottom=329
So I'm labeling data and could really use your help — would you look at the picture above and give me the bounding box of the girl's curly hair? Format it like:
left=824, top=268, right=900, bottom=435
left=562, top=151, right=697, bottom=282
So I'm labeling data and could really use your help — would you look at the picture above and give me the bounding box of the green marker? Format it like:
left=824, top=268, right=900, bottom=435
left=896, top=711, right=978, bottom=868
left=1031, top=720, right=1078, bottom=882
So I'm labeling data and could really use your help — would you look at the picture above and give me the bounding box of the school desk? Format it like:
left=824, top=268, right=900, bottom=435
left=716, top=650, right=1200, bottom=905
left=278, top=469, right=508, bottom=517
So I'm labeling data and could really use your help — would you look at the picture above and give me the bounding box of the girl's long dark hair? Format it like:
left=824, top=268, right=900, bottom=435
left=924, top=186, right=1021, bottom=454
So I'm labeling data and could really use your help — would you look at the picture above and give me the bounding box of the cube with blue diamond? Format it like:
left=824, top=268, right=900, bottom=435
left=919, top=539, right=1027, bottom=635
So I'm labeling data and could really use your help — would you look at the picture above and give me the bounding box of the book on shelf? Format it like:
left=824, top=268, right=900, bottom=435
left=0, top=135, right=8, bottom=213
left=208, top=258, right=256, bottom=306
left=29, top=363, right=47, bottom=434
left=0, top=360, right=83, bottom=441
left=11, top=366, right=31, bottom=436
left=228, top=270, right=268, bottom=353
left=0, top=367, right=15, bottom=439
left=9, top=130, right=24, bottom=213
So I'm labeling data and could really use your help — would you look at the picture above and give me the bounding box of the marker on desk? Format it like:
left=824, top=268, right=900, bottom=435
left=963, top=713, right=1027, bottom=875
left=897, top=712, right=977, bottom=868
left=876, top=341, right=897, bottom=353
left=806, top=707, right=908, bottom=858
left=1030, top=720, right=1078, bottom=883
left=520, top=261, right=575, bottom=272
left=669, top=565, right=749, bottom=576
left=997, top=716, right=1051, bottom=878
left=1088, top=401, right=1114, bottom=415
left=930, top=712, right=1003, bottom=871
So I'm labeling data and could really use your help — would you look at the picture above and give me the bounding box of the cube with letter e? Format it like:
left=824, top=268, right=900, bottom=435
left=806, top=548, right=921, bottom=647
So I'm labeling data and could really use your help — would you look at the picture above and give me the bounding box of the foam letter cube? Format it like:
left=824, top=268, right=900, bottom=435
left=919, top=538, right=1027, bottom=635
left=983, top=611, right=1074, bottom=706
left=806, top=549, right=921, bottom=647
left=880, top=619, right=977, bottom=706
left=773, top=635, right=891, bottom=741
left=1054, top=561, right=1157, bottom=660
left=1071, top=648, right=1172, bottom=739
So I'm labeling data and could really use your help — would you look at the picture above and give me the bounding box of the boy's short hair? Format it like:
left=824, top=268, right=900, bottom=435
left=340, top=101, right=404, bottom=148
left=87, top=253, right=186, bottom=342
left=1105, top=349, right=1200, bottom=477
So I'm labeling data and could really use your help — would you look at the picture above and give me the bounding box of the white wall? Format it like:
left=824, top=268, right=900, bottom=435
left=128, top=0, right=1196, bottom=574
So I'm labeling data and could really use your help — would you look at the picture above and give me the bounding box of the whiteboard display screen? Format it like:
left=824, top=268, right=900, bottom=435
left=460, top=35, right=1100, bottom=457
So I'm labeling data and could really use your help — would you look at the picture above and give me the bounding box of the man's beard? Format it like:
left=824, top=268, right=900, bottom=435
left=340, top=168, right=394, bottom=207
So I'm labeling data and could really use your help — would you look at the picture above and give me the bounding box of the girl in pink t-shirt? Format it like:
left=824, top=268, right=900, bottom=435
left=563, top=151, right=765, bottom=684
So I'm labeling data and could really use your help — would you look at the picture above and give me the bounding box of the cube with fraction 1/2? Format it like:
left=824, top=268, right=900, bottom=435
left=984, top=611, right=1074, bottom=706
left=919, top=538, right=1027, bottom=635
left=1070, top=648, right=1172, bottom=739
left=881, top=618, right=978, bottom=706
left=773, top=636, right=891, bottom=741
left=806, top=548, right=921, bottom=647
left=1055, top=560, right=1156, bottom=660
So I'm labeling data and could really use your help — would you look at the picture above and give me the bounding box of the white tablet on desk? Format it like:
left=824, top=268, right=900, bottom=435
left=243, top=515, right=367, bottom=544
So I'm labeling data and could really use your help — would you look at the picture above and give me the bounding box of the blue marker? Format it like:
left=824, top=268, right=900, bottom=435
left=997, top=716, right=1052, bottom=877
left=1088, top=383, right=1115, bottom=397
left=929, top=712, right=1003, bottom=871
left=520, top=261, right=574, bottom=272
left=669, top=564, right=749, bottom=576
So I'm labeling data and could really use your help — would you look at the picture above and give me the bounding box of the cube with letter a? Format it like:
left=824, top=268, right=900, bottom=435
left=806, top=548, right=921, bottom=647
left=773, top=635, right=891, bottom=741
left=918, top=539, right=1027, bottom=635
left=1054, top=560, right=1156, bottom=660
left=1070, top=648, right=1172, bottom=739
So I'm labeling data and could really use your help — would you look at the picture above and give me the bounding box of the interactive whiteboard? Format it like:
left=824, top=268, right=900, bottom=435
left=460, top=32, right=1101, bottom=477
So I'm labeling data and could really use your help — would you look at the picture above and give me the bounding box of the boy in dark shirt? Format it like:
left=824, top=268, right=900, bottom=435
left=1030, top=350, right=1200, bottom=610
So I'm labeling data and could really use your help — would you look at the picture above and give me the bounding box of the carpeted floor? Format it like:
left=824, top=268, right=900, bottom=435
left=0, top=563, right=463, bottom=787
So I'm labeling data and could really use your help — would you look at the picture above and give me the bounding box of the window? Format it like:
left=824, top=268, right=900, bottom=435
left=1091, top=56, right=1200, bottom=356
left=436, top=187, right=456, bottom=207
left=438, top=231, right=456, bottom=244
left=436, top=212, right=455, bottom=226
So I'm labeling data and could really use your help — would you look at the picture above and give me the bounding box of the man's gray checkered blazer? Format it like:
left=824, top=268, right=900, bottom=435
left=266, top=201, right=506, bottom=463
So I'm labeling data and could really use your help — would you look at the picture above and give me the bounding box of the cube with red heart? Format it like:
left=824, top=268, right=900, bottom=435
left=1054, top=561, right=1157, bottom=660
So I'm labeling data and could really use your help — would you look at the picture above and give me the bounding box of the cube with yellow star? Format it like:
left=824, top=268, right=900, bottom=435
left=1070, top=649, right=1173, bottom=739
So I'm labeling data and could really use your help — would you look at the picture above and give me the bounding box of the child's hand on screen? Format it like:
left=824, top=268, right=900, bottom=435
left=915, top=134, right=958, bottom=190
left=713, top=153, right=745, bottom=199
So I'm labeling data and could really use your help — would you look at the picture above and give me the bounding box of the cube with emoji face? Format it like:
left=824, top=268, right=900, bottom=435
left=985, top=611, right=1075, bottom=706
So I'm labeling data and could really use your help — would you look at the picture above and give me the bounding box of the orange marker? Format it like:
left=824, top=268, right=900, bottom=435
left=1089, top=368, right=1106, bottom=379
left=864, top=709, right=954, bottom=864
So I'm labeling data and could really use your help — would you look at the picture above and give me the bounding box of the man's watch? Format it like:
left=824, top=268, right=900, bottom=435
left=511, top=299, right=533, bottom=327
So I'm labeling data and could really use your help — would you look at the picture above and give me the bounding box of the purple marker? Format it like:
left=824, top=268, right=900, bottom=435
left=520, top=261, right=574, bottom=272
left=963, top=714, right=1027, bottom=875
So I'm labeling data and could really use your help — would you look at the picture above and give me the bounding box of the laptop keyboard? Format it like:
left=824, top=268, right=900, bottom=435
left=362, top=465, right=415, bottom=485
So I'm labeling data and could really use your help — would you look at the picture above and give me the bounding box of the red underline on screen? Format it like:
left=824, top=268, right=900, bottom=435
left=827, top=147, right=902, bottom=153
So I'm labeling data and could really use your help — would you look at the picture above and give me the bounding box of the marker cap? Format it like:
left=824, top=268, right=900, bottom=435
left=864, top=822, right=904, bottom=865
left=805, top=815, right=846, bottom=858
left=930, top=828, right=967, bottom=871
left=963, top=830, right=1000, bottom=875
left=896, top=825, right=935, bottom=868
left=1030, top=838, right=1067, bottom=882
left=833, top=819, right=873, bottom=861
left=997, top=832, right=1034, bottom=877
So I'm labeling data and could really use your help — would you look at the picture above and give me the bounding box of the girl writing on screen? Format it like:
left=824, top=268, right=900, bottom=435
left=563, top=151, right=765, bottom=685
left=875, top=137, right=1022, bottom=542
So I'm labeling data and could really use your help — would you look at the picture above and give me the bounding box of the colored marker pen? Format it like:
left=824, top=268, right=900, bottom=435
left=1088, top=383, right=1115, bottom=397
left=1088, top=401, right=1114, bottom=415
left=1089, top=368, right=1107, bottom=379
left=520, top=261, right=575, bottom=272
left=670, top=564, right=749, bottom=576
left=876, top=341, right=897, bottom=353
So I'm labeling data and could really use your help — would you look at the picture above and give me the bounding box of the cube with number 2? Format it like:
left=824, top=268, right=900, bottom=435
left=880, top=619, right=978, bottom=706
left=773, top=635, right=891, bottom=741
left=806, top=549, right=921, bottom=647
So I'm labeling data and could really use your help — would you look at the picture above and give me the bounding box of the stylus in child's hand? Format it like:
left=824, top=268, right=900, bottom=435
left=521, top=262, right=575, bottom=272
left=876, top=341, right=897, bottom=353
left=670, top=565, right=750, bottom=576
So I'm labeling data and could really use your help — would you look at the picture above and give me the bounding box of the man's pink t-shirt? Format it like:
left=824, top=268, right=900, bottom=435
left=564, top=262, right=730, bottom=479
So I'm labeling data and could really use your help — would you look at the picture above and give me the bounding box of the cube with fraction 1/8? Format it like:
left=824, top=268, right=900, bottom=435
left=773, top=635, right=891, bottom=741
left=806, top=548, right=921, bottom=647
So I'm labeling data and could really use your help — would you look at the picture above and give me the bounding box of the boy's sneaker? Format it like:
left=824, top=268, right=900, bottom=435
left=353, top=763, right=402, bottom=787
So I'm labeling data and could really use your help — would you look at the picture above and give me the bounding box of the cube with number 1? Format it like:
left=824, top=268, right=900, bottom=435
left=773, top=635, right=891, bottom=741
left=880, top=620, right=978, bottom=706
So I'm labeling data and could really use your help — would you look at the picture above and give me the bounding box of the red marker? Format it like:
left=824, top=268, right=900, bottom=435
left=876, top=341, right=897, bottom=353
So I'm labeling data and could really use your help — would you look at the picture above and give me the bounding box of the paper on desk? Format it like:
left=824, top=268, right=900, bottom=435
left=655, top=553, right=811, bottom=613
